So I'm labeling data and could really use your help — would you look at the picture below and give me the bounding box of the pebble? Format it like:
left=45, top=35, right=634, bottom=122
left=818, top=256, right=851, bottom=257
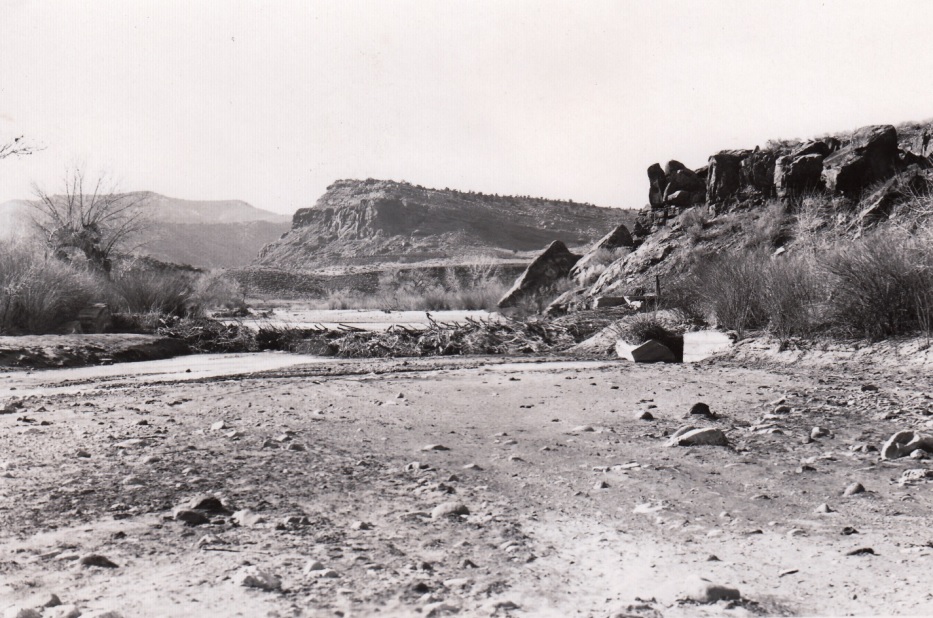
left=462, top=463, right=482, bottom=471
left=787, top=528, right=807, bottom=537
left=707, top=554, right=720, bottom=561
left=570, top=425, right=595, bottom=433
left=82, top=612, right=124, bottom=618
left=79, top=554, right=118, bottom=569
left=508, top=455, right=525, bottom=462
left=779, top=568, right=799, bottom=577
left=846, top=547, right=875, bottom=556
left=594, top=480, right=609, bottom=490
left=210, top=421, right=225, bottom=431
left=43, top=595, right=62, bottom=608
left=811, top=427, right=831, bottom=439
left=503, top=439, right=518, bottom=446
left=815, top=503, right=834, bottom=514
left=121, top=475, right=144, bottom=486
left=843, top=482, right=865, bottom=496
left=76, top=450, right=91, bottom=458
left=236, top=566, right=281, bottom=590
left=406, top=462, right=429, bottom=471
left=861, top=384, right=879, bottom=392
left=773, top=405, right=792, bottom=414
left=350, top=521, right=372, bottom=530
left=841, top=526, right=858, bottom=535
left=421, top=444, right=450, bottom=452
left=286, top=442, right=305, bottom=451
left=910, top=449, right=928, bottom=460
left=431, top=502, right=469, bottom=520
left=635, top=411, right=654, bottom=421
left=689, top=402, right=714, bottom=418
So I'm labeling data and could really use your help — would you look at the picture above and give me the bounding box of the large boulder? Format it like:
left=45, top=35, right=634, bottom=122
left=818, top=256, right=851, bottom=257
left=706, top=150, right=751, bottom=203
left=664, top=168, right=705, bottom=203
left=740, top=149, right=777, bottom=195
left=647, top=163, right=667, bottom=207
left=774, top=153, right=825, bottom=197
left=498, top=241, right=581, bottom=309
left=570, top=224, right=634, bottom=283
left=616, top=339, right=676, bottom=363
left=822, top=125, right=899, bottom=195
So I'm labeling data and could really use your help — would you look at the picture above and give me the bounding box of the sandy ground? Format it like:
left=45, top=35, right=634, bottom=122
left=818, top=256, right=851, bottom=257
left=2, top=352, right=933, bottom=617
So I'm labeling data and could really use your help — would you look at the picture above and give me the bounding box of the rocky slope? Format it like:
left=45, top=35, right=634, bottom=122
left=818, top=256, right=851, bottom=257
left=547, top=118, right=933, bottom=312
left=255, top=179, right=632, bottom=271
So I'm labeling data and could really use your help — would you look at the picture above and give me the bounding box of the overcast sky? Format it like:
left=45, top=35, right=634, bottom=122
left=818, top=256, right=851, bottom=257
left=1, top=0, right=932, bottom=214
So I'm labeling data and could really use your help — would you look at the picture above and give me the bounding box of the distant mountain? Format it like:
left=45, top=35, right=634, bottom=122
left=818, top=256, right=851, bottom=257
left=130, top=191, right=291, bottom=225
left=256, top=179, right=634, bottom=271
left=0, top=192, right=292, bottom=268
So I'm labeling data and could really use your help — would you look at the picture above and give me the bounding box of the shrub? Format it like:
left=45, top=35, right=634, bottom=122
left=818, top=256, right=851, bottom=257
left=109, top=267, right=195, bottom=317
left=0, top=240, right=102, bottom=334
left=821, top=231, right=933, bottom=339
left=761, top=253, right=824, bottom=342
left=615, top=313, right=684, bottom=358
left=691, top=251, right=769, bottom=338
left=191, top=271, right=246, bottom=312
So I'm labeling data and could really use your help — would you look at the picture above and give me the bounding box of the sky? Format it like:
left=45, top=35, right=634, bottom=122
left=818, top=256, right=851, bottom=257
left=1, top=0, right=933, bottom=215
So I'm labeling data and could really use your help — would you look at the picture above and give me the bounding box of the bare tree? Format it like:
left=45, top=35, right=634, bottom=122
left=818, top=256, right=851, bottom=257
left=30, top=168, right=148, bottom=274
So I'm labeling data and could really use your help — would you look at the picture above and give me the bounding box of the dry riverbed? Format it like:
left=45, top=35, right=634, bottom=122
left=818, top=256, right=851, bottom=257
left=1, top=353, right=933, bottom=617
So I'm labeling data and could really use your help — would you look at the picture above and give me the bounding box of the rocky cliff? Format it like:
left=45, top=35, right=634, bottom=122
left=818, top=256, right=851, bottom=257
left=548, top=118, right=933, bottom=313
left=255, top=179, right=632, bottom=271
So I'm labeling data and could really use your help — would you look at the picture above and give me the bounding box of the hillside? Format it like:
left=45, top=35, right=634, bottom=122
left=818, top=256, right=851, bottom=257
left=0, top=193, right=291, bottom=269
left=255, top=179, right=633, bottom=271
left=545, top=118, right=933, bottom=340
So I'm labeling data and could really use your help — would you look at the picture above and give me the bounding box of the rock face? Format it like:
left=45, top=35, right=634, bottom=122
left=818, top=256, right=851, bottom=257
left=775, top=152, right=825, bottom=197
left=707, top=150, right=751, bottom=203
left=498, top=241, right=581, bottom=308
left=822, top=125, right=899, bottom=195
left=569, top=223, right=634, bottom=283
left=256, top=179, right=629, bottom=270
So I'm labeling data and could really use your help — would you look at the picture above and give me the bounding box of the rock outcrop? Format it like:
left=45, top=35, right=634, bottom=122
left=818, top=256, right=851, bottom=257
left=822, top=125, right=899, bottom=195
left=498, top=241, right=581, bottom=309
left=257, top=179, right=630, bottom=270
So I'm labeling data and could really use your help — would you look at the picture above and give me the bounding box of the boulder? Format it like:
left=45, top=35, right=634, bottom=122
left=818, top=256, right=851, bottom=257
left=899, top=123, right=933, bottom=159
left=667, top=427, right=729, bottom=447
left=497, top=241, right=581, bottom=309
left=647, top=163, right=667, bottom=207
left=740, top=148, right=777, bottom=194
left=664, top=168, right=705, bottom=199
left=822, top=125, right=899, bottom=195
left=615, top=339, right=676, bottom=363
left=775, top=153, right=825, bottom=197
left=706, top=150, right=751, bottom=203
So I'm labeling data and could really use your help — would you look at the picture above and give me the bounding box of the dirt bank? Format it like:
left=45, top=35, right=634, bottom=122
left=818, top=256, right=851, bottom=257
left=0, top=335, right=191, bottom=370
left=2, top=354, right=932, bottom=616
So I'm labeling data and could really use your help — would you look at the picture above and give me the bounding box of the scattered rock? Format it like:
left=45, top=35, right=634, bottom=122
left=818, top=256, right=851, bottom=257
left=881, top=430, right=933, bottom=460
left=571, top=425, right=595, bottom=433
left=210, top=420, right=225, bottom=431
left=76, top=450, right=91, bottom=458
left=431, top=502, right=469, bottom=520
left=843, top=482, right=865, bottom=496
left=811, top=426, right=831, bottom=439
left=689, top=402, right=714, bottom=419
left=3, top=608, right=41, bottom=618
left=685, top=578, right=742, bottom=604
left=667, top=427, right=728, bottom=447
left=350, top=521, right=373, bottom=530
left=173, top=508, right=209, bottom=526
left=635, top=410, right=654, bottom=421
left=462, top=463, right=482, bottom=471
left=846, top=547, right=875, bottom=556
left=594, top=480, right=610, bottom=490
left=815, top=503, right=834, bottom=514
left=44, top=606, right=81, bottom=618
left=236, top=566, right=281, bottom=590
left=232, top=509, right=266, bottom=527
left=79, top=554, right=118, bottom=569
left=421, top=444, right=450, bottom=452
left=187, top=495, right=230, bottom=513
left=899, top=468, right=933, bottom=485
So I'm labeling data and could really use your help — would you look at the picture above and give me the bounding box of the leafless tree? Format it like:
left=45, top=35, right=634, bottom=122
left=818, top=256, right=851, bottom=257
left=30, top=168, right=148, bottom=274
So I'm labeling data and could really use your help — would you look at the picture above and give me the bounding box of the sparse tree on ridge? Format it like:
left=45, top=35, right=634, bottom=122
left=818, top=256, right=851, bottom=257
left=30, top=168, right=148, bottom=275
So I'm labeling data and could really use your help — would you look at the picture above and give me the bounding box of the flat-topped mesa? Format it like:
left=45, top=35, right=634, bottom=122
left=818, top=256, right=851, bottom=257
left=257, top=178, right=630, bottom=270
left=634, top=121, right=933, bottom=239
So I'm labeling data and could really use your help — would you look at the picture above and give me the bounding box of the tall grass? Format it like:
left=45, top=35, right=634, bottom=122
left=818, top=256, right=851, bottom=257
left=0, top=240, right=101, bottom=334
